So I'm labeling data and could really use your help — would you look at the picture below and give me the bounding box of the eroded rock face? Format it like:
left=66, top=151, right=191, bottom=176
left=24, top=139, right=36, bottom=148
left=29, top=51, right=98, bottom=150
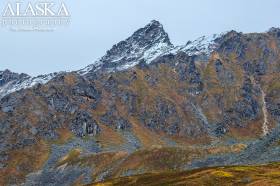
left=266, top=88, right=280, bottom=122
left=140, top=97, right=182, bottom=135
left=217, top=30, right=246, bottom=59
left=47, top=91, right=70, bottom=112
left=118, top=90, right=137, bottom=115
left=101, top=106, right=132, bottom=130
left=0, top=94, right=19, bottom=113
left=235, top=77, right=259, bottom=121
left=175, top=54, right=204, bottom=95
left=71, top=111, right=100, bottom=137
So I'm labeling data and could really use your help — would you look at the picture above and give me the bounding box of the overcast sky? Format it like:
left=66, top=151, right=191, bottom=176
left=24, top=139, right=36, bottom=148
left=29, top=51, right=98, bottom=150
left=0, top=0, right=280, bottom=76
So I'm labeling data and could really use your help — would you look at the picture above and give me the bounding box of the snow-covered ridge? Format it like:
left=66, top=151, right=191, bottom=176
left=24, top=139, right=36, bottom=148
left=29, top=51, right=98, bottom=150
left=78, top=39, right=172, bottom=75
left=0, top=72, right=57, bottom=99
left=79, top=21, right=226, bottom=75
left=1, top=21, right=227, bottom=99
left=116, top=38, right=172, bottom=71
left=169, top=32, right=226, bottom=57
left=78, top=20, right=173, bottom=74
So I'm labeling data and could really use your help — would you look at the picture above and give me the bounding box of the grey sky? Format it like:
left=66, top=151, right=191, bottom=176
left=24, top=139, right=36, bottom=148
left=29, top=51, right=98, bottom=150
left=0, top=0, right=279, bottom=76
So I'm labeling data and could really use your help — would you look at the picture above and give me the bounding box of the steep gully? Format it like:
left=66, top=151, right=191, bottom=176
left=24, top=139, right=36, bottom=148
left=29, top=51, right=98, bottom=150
left=251, top=76, right=269, bottom=136
left=261, top=88, right=269, bottom=136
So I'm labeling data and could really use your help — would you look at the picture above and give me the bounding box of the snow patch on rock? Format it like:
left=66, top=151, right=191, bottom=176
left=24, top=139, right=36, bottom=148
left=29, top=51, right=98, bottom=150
left=0, top=73, right=57, bottom=99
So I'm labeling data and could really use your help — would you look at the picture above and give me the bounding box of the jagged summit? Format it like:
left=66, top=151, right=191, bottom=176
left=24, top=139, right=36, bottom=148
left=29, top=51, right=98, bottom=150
left=128, top=20, right=172, bottom=47
left=101, top=20, right=172, bottom=63
left=79, top=20, right=173, bottom=74
left=79, top=21, right=229, bottom=75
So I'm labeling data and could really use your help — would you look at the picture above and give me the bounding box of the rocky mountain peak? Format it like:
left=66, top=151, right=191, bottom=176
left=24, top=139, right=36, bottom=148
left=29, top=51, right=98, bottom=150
left=79, top=20, right=173, bottom=74
left=129, top=20, right=172, bottom=47
left=101, top=20, right=173, bottom=64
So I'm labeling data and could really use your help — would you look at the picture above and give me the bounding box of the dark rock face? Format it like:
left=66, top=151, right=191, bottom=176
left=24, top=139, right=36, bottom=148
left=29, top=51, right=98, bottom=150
left=217, top=31, right=246, bottom=59
left=0, top=94, right=19, bottom=113
left=266, top=87, right=280, bottom=122
left=234, top=98, right=259, bottom=122
left=140, top=97, right=181, bottom=135
left=101, top=107, right=132, bottom=130
left=72, top=82, right=100, bottom=100
left=267, top=102, right=280, bottom=122
left=235, top=77, right=259, bottom=122
left=255, top=60, right=267, bottom=75
left=0, top=120, right=11, bottom=163
left=47, top=90, right=70, bottom=112
left=176, top=55, right=203, bottom=95
left=155, top=97, right=177, bottom=119
left=104, top=75, right=119, bottom=92
left=71, top=111, right=100, bottom=137
left=215, top=77, right=260, bottom=132
left=243, top=60, right=267, bottom=76
left=144, top=74, right=158, bottom=86
left=118, top=90, right=137, bottom=115
left=243, top=61, right=255, bottom=75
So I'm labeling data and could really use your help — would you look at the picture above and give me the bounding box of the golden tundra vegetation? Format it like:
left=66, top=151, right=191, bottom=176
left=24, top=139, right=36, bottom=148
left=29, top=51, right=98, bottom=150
left=90, top=162, right=280, bottom=186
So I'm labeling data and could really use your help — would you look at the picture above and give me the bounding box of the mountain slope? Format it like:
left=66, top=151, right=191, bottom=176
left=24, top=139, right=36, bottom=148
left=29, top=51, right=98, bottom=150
left=1, top=21, right=280, bottom=186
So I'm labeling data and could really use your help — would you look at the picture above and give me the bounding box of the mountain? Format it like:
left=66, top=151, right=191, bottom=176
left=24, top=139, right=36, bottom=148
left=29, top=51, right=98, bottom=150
left=1, top=21, right=280, bottom=186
